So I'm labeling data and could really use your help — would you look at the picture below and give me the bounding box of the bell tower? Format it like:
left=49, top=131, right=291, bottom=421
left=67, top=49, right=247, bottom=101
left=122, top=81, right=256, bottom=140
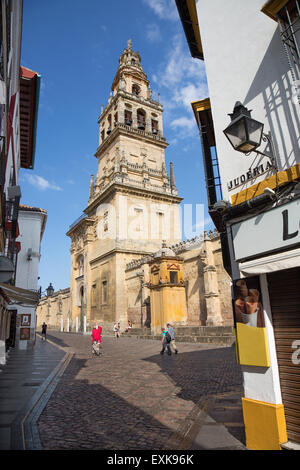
left=68, top=40, right=182, bottom=327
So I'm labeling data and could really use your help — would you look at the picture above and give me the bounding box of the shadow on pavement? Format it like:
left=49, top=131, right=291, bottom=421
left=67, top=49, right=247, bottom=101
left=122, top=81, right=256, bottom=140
left=143, top=344, right=245, bottom=446
left=38, top=356, right=176, bottom=450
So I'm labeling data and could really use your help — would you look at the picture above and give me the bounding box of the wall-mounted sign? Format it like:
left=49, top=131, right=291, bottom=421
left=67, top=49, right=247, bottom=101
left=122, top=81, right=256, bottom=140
left=21, top=314, right=31, bottom=326
left=232, top=276, right=270, bottom=367
left=232, top=277, right=265, bottom=328
left=20, top=328, right=30, bottom=340
left=227, top=161, right=274, bottom=191
left=231, top=198, right=300, bottom=261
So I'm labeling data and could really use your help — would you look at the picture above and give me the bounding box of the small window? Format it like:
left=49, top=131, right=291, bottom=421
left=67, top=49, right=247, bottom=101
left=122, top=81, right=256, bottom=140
left=91, top=284, right=97, bottom=307
left=103, top=211, right=108, bottom=231
left=132, top=84, right=140, bottom=96
left=125, top=110, right=132, bottom=126
left=137, top=109, right=146, bottom=130
left=169, top=271, right=178, bottom=284
left=78, top=256, right=84, bottom=277
left=152, top=119, right=158, bottom=134
left=102, top=280, right=108, bottom=304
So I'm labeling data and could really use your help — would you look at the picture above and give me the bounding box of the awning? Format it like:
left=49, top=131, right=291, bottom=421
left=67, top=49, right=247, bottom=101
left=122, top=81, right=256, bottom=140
left=239, top=248, right=300, bottom=275
left=0, top=283, right=40, bottom=306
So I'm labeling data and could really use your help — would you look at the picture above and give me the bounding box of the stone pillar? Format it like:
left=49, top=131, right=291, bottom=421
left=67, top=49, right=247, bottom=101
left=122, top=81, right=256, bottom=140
left=201, top=234, right=224, bottom=326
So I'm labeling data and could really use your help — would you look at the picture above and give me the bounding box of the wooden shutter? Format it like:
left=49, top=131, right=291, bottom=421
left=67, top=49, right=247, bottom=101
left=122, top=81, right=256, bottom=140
left=267, top=267, right=300, bottom=444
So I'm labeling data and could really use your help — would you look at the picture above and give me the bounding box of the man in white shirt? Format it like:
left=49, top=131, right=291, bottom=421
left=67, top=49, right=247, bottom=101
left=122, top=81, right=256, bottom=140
left=167, top=323, right=178, bottom=354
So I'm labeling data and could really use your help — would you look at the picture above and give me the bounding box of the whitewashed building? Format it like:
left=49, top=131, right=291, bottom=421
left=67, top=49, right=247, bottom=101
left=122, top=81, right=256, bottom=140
left=0, top=1, right=43, bottom=364
left=11, top=205, right=47, bottom=349
left=177, top=0, right=300, bottom=450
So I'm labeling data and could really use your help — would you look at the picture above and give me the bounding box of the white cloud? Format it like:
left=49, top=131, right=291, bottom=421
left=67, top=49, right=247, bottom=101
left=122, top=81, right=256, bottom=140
left=143, top=0, right=178, bottom=21
left=151, top=34, right=208, bottom=129
left=25, top=174, right=62, bottom=191
left=170, top=116, right=195, bottom=131
left=146, top=23, right=162, bottom=43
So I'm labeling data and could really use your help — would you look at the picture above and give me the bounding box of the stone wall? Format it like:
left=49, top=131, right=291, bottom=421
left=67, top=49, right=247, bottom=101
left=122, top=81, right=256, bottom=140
left=36, top=288, right=71, bottom=330
left=37, top=231, right=233, bottom=330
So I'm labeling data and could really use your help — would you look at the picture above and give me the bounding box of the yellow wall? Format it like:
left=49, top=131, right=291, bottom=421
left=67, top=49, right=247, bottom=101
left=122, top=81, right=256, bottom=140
left=242, top=398, right=287, bottom=450
left=236, top=323, right=270, bottom=367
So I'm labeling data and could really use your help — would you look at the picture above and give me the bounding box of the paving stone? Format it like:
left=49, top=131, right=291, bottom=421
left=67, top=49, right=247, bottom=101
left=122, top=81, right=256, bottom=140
left=35, top=331, right=245, bottom=450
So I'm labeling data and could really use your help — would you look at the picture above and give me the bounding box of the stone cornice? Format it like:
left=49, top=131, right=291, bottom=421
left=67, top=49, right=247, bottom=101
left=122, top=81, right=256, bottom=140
left=90, top=248, right=154, bottom=266
left=95, top=122, right=168, bottom=157
left=98, top=90, right=162, bottom=124
left=85, top=182, right=182, bottom=215
left=66, top=216, right=95, bottom=237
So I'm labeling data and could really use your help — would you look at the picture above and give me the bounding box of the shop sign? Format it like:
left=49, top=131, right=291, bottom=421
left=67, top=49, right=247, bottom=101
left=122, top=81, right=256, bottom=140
left=227, top=161, right=274, bottom=192
left=231, top=198, right=300, bottom=261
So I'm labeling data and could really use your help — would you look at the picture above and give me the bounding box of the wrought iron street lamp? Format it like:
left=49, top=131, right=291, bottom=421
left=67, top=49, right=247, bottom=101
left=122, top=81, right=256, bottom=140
left=46, top=282, right=54, bottom=297
left=223, top=102, right=278, bottom=168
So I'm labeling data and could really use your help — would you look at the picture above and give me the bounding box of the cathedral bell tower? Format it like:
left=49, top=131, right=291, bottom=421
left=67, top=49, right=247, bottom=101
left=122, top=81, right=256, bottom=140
left=67, top=40, right=182, bottom=328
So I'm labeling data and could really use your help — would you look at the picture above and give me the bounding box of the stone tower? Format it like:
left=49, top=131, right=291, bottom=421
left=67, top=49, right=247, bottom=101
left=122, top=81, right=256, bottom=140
left=67, top=40, right=182, bottom=329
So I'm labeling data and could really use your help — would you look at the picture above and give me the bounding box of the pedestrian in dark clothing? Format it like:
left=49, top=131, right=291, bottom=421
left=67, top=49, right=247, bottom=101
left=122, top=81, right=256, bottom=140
left=160, top=327, right=172, bottom=355
left=41, top=322, right=47, bottom=341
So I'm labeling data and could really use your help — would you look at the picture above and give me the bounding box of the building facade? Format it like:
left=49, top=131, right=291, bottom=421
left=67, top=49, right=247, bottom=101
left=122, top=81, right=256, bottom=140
left=66, top=40, right=183, bottom=331
left=37, top=41, right=233, bottom=336
left=0, top=1, right=43, bottom=364
left=11, top=205, right=47, bottom=349
left=177, top=0, right=300, bottom=450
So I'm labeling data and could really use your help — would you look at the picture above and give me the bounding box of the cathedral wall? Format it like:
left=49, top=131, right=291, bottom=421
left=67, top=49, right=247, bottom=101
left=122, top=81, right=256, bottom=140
left=36, top=289, right=70, bottom=330
left=181, top=248, right=207, bottom=325
left=213, top=245, right=233, bottom=326
left=89, top=254, right=116, bottom=324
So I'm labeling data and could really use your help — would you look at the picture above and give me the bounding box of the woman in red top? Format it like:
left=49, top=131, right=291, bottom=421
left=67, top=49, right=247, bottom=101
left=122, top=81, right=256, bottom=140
left=92, top=324, right=102, bottom=343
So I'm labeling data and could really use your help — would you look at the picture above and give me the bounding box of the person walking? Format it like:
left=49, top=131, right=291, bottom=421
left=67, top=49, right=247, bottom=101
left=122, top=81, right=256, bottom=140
left=41, top=322, right=47, bottom=341
left=160, top=327, right=172, bottom=355
left=167, top=323, right=178, bottom=354
left=91, top=324, right=102, bottom=355
left=113, top=322, right=120, bottom=338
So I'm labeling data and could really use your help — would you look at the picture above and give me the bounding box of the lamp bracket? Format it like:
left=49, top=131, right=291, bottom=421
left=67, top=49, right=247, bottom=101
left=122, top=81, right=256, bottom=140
left=247, top=131, right=278, bottom=169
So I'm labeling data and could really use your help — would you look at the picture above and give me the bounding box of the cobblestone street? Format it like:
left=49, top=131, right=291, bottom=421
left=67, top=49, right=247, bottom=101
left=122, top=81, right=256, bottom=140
left=36, top=332, right=245, bottom=450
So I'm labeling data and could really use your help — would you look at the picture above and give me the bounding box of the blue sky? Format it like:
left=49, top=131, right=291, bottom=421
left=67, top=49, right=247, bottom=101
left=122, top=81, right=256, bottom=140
left=20, top=0, right=212, bottom=292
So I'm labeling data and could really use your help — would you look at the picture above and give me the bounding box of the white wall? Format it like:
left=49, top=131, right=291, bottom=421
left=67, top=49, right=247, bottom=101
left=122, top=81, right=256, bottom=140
left=12, top=209, right=46, bottom=348
left=15, top=211, right=44, bottom=290
left=196, top=0, right=300, bottom=203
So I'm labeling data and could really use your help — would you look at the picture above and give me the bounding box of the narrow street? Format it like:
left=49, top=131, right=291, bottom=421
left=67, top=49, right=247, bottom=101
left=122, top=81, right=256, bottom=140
left=1, top=331, right=246, bottom=450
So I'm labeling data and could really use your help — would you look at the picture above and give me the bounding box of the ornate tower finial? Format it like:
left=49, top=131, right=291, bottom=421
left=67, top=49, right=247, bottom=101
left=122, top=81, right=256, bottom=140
left=89, top=174, right=94, bottom=200
left=127, top=38, right=132, bottom=50
left=170, top=162, right=176, bottom=188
